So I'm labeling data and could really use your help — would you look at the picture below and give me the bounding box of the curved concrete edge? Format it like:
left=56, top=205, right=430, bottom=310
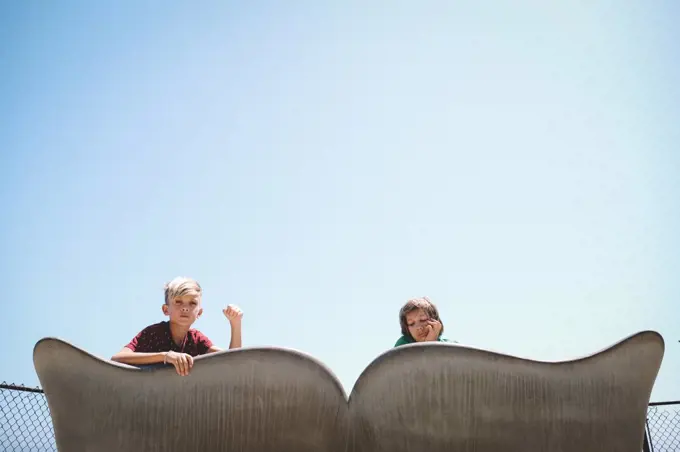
left=350, top=329, right=665, bottom=400
left=31, top=332, right=666, bottom=452
left=33, top=336, right=348, bottom=399
left=347, top=330, right=665, bottom=452
left=34, top=338, right=349, bottom=452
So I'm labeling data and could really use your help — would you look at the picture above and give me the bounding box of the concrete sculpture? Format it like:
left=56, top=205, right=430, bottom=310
left=34, top=330, right=664, bottom=452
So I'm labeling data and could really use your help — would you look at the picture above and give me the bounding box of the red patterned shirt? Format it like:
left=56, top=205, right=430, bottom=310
left=125, top=321, right=214, bottom=356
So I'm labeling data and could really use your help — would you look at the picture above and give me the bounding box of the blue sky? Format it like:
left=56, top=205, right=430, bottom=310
left=1, top=1, right=678, bottom=402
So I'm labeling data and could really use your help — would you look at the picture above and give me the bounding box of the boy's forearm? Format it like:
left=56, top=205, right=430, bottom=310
left=229, top=324, right=242, bottom=349
left=111, top=351, right=167, bottom=365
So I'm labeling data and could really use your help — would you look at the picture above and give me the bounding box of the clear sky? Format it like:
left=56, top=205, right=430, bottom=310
left=1, top=1, right=678, bottom=402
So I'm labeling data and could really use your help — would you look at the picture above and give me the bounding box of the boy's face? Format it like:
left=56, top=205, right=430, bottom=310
left=162, top=293, right=203, bottom=326
left=406, top=308, right=431, bottom=342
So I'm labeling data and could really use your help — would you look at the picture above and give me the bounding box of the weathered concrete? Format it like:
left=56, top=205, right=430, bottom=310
left=34, top=331, right=664, bottom=452
left=33, top=341, right=349, bottom=452
left=349, top=331, right=664, bottom=452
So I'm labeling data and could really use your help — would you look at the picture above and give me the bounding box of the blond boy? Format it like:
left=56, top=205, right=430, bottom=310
left=111, top=277, right=242, bottom=376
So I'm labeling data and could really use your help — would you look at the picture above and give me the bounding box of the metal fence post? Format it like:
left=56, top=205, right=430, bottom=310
left=643, top=417, right=653, bottom=452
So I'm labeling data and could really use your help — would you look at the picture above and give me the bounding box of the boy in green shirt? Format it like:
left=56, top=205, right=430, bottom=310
left=394, top=296, right=455, bottom=347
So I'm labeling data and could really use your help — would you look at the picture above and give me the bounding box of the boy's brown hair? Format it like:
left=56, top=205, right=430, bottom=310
left=399, top=296, right=444, bottom=339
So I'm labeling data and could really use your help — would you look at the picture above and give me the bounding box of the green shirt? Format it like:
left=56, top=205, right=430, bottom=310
left=393, top=335, right=455, bottom=347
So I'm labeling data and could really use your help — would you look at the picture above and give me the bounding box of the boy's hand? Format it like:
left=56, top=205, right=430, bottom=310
left=425, top=319, right=443, bottom=341
left=165, top=351, right=194, bottom=376
left=223, top=304, right=243, bottom=325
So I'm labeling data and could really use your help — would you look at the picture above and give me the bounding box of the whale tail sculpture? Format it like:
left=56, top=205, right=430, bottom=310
left=34, top=331, right=664, bottom=452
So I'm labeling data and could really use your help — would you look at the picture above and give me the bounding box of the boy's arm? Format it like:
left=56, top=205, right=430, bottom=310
left=111, top=347, right=168, bottom=365
left=205, top=323, right=242, bottom=353
left=229, top=322, right=242, bottom=349
left=111, top=327, right=167, bottom=364
left=112, top=348, right=194, bottom=376
left=206, top=304, right=244, bottom=353
left=225, top=305, right=243, bottom=349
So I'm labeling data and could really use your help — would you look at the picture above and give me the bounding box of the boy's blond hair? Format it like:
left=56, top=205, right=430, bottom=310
left=164, top=277, right=202, bottom=305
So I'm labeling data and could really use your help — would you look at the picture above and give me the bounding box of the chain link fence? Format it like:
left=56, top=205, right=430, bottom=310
left=0, top=383, right=56, bottom=452
left=645, top=401, right=680, bottom=452
left=1, top=380, right=678, bottom=451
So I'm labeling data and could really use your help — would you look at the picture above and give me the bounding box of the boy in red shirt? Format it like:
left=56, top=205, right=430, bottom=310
left=111, top=276, right=243, bottom=376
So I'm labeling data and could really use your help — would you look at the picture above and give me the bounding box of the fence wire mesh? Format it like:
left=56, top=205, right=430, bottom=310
left=1, top=380, right=678, bottom=452
left=646, top=402, right=680, bottom=452
left=0, top=383, right=56, bottom=452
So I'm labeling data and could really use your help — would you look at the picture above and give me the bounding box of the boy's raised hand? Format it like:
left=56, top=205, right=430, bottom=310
left=165, top=351, right=194, bottom=376
left=223, top=304, right=243, bottom=325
